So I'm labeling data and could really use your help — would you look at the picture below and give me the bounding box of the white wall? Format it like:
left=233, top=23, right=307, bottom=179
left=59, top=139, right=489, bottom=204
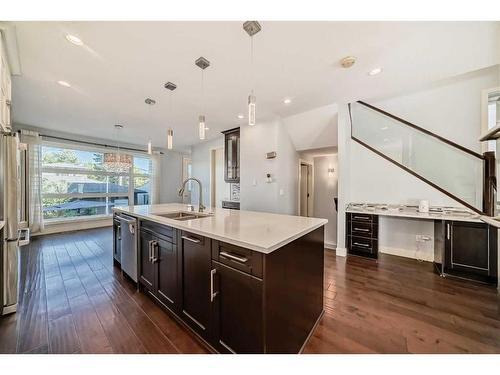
left=313, top=154, right=338, bottom=249
left=338, top=66, right=500, bottom=261
left=282, top=104, right=338, bottom=150
left=158, top=149, right=186, bottom=204
left=371, top=65, right=500, bottom=152
left=190, top=136, right=224, bottom=206
left=240, top=118, right=299, bottom=215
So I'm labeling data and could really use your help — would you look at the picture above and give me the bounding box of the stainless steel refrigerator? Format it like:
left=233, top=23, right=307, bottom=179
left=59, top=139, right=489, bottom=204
left=1, top=131, right=30, bottom=315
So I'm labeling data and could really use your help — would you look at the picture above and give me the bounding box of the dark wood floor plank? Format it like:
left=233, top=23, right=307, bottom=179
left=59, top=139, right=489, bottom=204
left=3, top=228, right=500, bottom=354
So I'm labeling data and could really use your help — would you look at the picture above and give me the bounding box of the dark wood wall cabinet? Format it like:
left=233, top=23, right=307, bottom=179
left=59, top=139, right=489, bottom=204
left=114, top=219, right=324, bottom=353
left=346, top=212, right=379, bottom=259
left=434, top=220, right=498, bottom=285
left=222, top=127, right=240, bottom=183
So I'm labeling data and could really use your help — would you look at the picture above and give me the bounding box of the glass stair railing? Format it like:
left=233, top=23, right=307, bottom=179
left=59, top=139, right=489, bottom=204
left=349, top=101, right=486, bottom=214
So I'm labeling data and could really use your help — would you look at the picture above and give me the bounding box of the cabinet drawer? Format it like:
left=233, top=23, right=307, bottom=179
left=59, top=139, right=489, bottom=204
left=212, top=240, right=263, bottom=279
left=140, top=220, right=176, bottom=243
left=350, top=221, right=373, bottom=238
left=349, top=236, right=377, bottom=255
left=349, top=213, right=373, bottom=223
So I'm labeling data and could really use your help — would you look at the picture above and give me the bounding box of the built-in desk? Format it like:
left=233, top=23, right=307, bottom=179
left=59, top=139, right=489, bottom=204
left=346, top=204, right=498, bottom=285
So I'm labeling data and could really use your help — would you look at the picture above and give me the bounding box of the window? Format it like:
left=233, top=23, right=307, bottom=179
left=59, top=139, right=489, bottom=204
left=41, top=143, right=152, bottom=222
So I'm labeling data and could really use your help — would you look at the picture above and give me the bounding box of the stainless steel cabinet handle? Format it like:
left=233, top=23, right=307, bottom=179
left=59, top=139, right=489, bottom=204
left=353, top=242, right=370, bottom=248
left=151, top=241, right=158, bottom=263
left=354, top=228, right=369, bottom=232
left=210, top=269, right=218, bottom=302
left=148, top=240, right=154, bottom=262
left=182, top=235, right=201, bottom=244
left=219, top=251, right=248, bottom=263
left=446, top=223, right=451, bottom=240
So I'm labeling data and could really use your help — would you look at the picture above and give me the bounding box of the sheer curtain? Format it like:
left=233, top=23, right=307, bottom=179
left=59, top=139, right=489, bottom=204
left=150, top=152, right=161, bottom=204
left=20, top=130, right=44, bottom=233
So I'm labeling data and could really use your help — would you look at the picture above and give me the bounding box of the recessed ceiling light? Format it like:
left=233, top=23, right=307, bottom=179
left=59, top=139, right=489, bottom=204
left=283, top=98, right=292, bottom=105
left=368, top=67, right=383, bottom=76
left=381, top=126, right=389, bottom=130
left=237, top=114, right=244, bottom=119
left=57, top=80, right=71, bottom=88
left=65, top=34, right=84, bottom=46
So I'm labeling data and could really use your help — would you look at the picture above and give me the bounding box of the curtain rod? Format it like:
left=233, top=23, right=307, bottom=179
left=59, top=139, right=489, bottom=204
left=36, top=133, right=164, bottom=155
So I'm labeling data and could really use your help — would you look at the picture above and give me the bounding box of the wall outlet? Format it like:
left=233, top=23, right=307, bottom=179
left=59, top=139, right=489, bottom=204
left=416, top=234, right=431, bottom=242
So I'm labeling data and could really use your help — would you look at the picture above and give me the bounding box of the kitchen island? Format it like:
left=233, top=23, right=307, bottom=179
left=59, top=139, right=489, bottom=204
left=113, top=203, right=327, bottom=354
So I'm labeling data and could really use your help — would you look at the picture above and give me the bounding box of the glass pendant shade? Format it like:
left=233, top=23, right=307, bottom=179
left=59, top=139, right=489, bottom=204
left=147, top=139, right=152, bottom=155
left=248, top=94, right=256, bottom=126
left=167, top=129, right=173, bottom=150
left=199, top=115, right=206, bottom=140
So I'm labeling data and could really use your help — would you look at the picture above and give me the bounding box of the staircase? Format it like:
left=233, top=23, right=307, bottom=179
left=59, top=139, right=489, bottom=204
left=348, top=101, right=494, bottom=215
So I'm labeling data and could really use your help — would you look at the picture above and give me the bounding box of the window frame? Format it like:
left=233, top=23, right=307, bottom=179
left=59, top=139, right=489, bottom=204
left=41, top=140, right=152, bottom=223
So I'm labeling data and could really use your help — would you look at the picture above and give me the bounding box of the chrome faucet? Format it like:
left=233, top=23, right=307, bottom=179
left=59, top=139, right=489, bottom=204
left=178, top=178, right=206, bottom=212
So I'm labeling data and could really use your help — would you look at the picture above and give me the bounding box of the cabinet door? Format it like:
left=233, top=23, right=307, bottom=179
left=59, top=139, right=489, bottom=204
left=139, top=229, right=155, bottom=291
left=113, top=220, right=121, bottom=263
left=212, top=261, right=264, bottom=353
left=155, top=237, right=177, bottom=309
left=448, top=221, right=489, bottom=273
left=223, top=128, right=240, bottom=183
left=180, top=231, right=212, bottom=338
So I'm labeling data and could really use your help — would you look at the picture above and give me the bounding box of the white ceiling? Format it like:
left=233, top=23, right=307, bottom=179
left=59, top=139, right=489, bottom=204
left=6, top=21, right=500, bottom=151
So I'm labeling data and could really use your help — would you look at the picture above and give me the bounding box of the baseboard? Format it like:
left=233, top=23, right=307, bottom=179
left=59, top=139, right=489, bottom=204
left=335, top=247, right=347, bottom=257
left=379, top=246, right=434, bottom=262
left=325, top=242, right=337, bottom=250
left=33, top=218, right=112, bottom=236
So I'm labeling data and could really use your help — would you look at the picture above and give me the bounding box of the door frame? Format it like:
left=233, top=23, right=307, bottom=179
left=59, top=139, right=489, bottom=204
left=297, top=160, right=314, bottom=217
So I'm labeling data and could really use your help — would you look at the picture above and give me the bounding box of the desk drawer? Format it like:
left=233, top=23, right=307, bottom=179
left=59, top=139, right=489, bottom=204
left=350, top=221, right=373, bottom=238
left=349, top=213, right=374, bottom=223
left=348, top=235, right=378, bottom=257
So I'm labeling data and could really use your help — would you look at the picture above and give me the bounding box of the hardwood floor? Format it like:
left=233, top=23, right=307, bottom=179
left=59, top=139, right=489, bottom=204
left=1, top=227, right=499, bottom=354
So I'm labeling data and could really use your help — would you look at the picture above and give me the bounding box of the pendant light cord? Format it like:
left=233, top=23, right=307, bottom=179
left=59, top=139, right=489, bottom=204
left=251, top=35, right=255, bottom=95
left=201, top=68, right=205, bottom=113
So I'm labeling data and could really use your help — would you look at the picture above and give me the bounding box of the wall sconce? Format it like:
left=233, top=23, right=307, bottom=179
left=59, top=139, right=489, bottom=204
left=328, top=167, right=335, bottom=177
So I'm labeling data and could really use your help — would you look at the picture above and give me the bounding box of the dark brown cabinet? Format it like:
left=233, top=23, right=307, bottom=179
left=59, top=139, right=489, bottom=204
left=346, top=212, right=379, bottom=258
left=132, top=219, right=324, bottom=353
left=434, top=220, right=497, bottom=284
left=211, top=261, right=264, bottom=353
left=222, top=127, right=240, bottom=183
left=112, top=216, right=121, bottom=264
left=138, top=223, right=178, bottom=308
left=179, top=231, right=212, bottom=339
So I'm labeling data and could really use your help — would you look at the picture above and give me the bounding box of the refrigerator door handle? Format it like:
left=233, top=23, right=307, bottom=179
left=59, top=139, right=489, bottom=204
left=18, top=228, right=30, bottom=247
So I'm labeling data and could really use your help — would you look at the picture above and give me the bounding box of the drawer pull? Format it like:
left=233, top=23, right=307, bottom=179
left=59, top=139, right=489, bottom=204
left=220, top=251, right=248, bottom=263
left=354, top=228, right=369, bottom=232
left=353, top=242, right=370, bottom=248
left=182, top=235, right=201, bottom=244
left=353, top=216, right=370, bottom=221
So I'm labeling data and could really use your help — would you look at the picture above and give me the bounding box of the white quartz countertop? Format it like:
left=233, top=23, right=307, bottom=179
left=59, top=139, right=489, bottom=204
left=346, top=205, right=482, bottom=223
left=113, top=203, right=327, bottom=254
left=0, top=220, right=4, bottom=231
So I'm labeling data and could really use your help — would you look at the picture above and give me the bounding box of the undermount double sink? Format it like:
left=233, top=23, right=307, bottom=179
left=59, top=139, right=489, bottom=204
left=154, top=211, right=213, bottom=221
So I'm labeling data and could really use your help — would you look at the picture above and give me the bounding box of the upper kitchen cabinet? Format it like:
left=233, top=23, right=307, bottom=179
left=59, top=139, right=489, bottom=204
left=0, top=33, right=12, bottom=133
left=222, top=127, right=240, bottom=183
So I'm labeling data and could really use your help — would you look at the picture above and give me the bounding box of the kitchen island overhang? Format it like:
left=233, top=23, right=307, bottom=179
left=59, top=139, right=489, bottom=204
left=113, top=203, right=327, bottom=354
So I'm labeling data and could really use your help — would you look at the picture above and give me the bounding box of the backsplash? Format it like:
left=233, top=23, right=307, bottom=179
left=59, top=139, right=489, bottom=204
left=230, top=183, right=240, bottom=201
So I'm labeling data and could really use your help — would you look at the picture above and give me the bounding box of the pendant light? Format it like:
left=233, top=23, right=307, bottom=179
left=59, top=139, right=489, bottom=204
left=243, top=21, right=261, bottom=126
left=195, top=57, right=210, bottom=140
left=164, top=81, right=177, bottom=150
left=144, top=97, right=156, bottom=154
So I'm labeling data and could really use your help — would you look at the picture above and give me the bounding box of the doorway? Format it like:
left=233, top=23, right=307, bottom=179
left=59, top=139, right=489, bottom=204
left=299, top=162, right=313, bottom=217
left=210, top=148, right=229, bottom=208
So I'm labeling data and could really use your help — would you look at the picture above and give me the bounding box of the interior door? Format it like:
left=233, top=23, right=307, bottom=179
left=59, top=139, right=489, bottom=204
left=300, top=164, right=310, bottom=217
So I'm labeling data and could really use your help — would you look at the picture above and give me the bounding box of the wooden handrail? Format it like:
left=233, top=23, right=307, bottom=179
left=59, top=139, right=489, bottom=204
left=356, top=101, right=485, bottom=160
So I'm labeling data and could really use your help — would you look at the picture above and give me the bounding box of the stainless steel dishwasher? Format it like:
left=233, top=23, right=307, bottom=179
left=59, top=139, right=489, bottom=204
left=118, top=213, right=138, bottom=282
